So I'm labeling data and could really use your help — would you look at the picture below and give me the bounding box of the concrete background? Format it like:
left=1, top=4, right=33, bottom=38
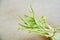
left=0, top=0, right=60, bottom=40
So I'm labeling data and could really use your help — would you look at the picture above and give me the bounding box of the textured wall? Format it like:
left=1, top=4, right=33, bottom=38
left=0, top=0, right=60, bottom=40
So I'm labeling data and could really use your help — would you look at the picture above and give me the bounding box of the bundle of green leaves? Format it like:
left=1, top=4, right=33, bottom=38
left=18, top=5, right=60, bottom=40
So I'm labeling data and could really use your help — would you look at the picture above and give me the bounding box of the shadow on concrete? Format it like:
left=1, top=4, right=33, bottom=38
left=18, top=33, right=50, bottom=40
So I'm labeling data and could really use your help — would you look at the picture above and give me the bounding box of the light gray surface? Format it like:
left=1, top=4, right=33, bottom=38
left=0, top=0, right=60, bottom=40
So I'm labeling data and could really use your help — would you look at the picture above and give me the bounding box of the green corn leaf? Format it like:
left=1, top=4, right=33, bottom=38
left=56, top=26, right=60, bottom=32
left=18, top=16, right=28, bottom=25
left=30, top=5, right=35, bottom=18
left=18, top=5, right=60, bottom=39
